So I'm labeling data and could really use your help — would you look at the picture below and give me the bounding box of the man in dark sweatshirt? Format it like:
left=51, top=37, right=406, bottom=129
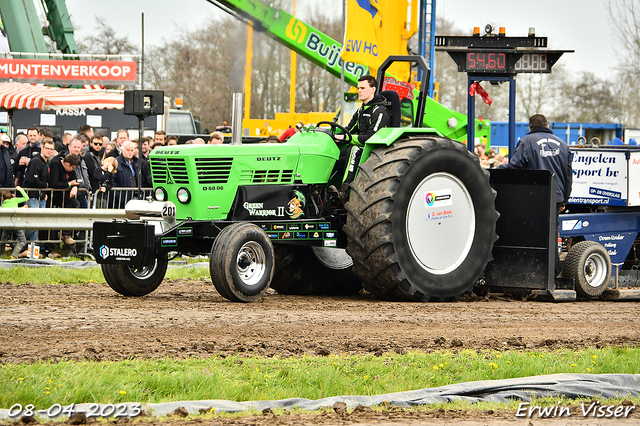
left=499, top=114, right=573, bottom=276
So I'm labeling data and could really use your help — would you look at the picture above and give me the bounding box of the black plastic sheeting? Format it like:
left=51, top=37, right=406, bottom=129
left=0, top=258, right=97, bottom=268
left=1, top=374, right=638, bottom=419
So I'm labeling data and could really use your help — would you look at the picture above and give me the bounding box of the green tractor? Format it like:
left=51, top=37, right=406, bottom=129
left=94, top=56, right=498, bottom=302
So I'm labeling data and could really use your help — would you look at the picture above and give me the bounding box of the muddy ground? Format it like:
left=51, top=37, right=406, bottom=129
left=0, top=278, right=639, bottom=425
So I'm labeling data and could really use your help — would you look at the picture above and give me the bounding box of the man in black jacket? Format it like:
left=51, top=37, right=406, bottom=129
left=115, top=141, right=137, bottom=187
left=48, top=153, right=80, bottom=208
left=48, top=153, right=81, bottom=249
left=22, top=138, right=55, bottom=248
left=114, top=141, right=138, bottom=208
left=84, top=135, right=104, bottom=193
left=499, top=114, right=573, bottom=275
left=331, top=75, right=390, bottom=199
left=0, top=134, right=14, bottom=188
left=23, top=138, right=54, bottom=209
left=16, top=126, right=41, bottom=186
left=11, top=134, right=27, bottom=183
left=340, top=75, right=391, bottom=145
left=66, top=138, right=91, bottom=208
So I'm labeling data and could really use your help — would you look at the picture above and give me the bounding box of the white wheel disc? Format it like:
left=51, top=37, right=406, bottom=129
left=406, top=172, right=475, bottom=275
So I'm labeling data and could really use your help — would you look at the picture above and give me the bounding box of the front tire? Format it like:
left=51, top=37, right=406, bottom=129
left=101, top=257, right=168, bottom=297
left=344, top=137, right=498, bottom=301
left=210, top=222, right=274, bottom=302
left=563, top=241, right=611, bottom=298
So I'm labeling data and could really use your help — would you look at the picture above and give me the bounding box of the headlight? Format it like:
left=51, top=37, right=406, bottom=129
left=154, top=187, right=167, bottom=201
left=177, top=187, right=191, bottom=204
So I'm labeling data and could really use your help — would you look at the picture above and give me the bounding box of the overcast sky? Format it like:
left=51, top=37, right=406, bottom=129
left=437, top=0, right=618, bottom=79
left=63, top=0, right=618, bottom=80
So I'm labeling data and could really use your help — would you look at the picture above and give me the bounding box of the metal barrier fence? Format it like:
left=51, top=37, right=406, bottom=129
left=0, top=187, right=151, bottom=259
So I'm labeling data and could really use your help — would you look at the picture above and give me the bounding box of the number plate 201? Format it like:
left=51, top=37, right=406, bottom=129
left=162, top=204, right=176, bottom=217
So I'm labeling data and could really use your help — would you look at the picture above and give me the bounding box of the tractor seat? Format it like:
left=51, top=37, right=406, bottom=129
left=379, top=90, right=401, bottom=128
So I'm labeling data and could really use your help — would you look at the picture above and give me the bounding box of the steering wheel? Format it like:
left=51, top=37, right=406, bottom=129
left=316, top=121, right=353, bottom=144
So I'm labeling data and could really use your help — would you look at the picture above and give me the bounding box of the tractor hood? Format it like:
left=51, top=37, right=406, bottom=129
left=149, top=130, right=340, bottom=221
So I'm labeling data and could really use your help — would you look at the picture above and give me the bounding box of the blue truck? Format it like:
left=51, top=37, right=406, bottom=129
left=484, top=143, right=640, bottom=302
left=558, top=145, right=640, bottom=300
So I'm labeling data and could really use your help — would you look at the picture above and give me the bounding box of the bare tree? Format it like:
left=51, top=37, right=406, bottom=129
left=433, top=17, right=467, bottom=114
left=607, top=0, right=640, bottom=127
left=565, top=72, right=621, bottom=123
left=612, top=69, right=640, bottom=127
left=76, top=17, right=139, bottom=56
left=608, top=0, right=640, bottom=75
left=294, top=12, right=343, bottom=114
left=141, top=1, right=345, bottom=131
left=515, top=64, right=575, bottom=122
left=145, top=18, right=244, bottom=131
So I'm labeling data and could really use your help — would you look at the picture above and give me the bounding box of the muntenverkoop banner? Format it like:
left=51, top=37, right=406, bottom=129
left=0, top=59, right=137, bottom=85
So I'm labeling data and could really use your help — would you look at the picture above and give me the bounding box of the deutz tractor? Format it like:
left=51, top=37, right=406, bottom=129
left=94, top=56, right=498, bottom=302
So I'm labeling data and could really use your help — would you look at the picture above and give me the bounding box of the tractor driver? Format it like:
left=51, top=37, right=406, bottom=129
left=332, top=75, right=390, bottom=198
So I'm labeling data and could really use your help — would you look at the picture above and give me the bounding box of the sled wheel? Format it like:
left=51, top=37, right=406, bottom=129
left=210, top=222, right=274, bottom=302
left=271, top=245, right=362, bottom=295
left=101, top=257, right=168, bottom=297
left=344, top=136, right=498, bottom=301
left=563, top=240, right=611, bottom=298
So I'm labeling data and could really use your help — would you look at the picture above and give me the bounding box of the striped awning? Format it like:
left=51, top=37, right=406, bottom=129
left=0, top=82, right=124, bottom=110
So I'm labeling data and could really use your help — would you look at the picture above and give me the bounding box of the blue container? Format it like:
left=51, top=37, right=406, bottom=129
left=490, top=122, right=623, bottom=151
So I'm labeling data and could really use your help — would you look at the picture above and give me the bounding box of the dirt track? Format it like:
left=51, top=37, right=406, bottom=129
left=1, top=278, right=639, bottom=425
left=1, top=278, right=639, bottom=363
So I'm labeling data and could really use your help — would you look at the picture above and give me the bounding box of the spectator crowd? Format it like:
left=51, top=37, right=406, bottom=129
left=0, top=125, right=179, bottom=259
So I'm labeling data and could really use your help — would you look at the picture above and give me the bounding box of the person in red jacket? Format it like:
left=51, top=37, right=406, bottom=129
left=279, top=122, right=303, bottom=142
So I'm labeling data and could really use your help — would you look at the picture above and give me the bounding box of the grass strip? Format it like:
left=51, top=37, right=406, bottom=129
left=1, top=347, right=638, bottom=409
left=0, top=263, right=210, bottom=285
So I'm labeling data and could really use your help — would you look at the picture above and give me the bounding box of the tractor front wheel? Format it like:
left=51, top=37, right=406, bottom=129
left=210, top=222, right=274, bottom=302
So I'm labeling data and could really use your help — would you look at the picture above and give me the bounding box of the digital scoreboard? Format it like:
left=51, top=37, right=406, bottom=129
left=444, top=49, right=567, bottom=74
left=466, top=52, right=507, bottom=72
left=514, top=53, right=549, bottom=72
left=435, top=32, right=572, bottom=75
left=465, top=52, right=550, bottom=73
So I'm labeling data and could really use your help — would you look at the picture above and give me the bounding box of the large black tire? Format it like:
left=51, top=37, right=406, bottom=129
left=210, top=222, right=274, bottom=302
left=271, top=245, right=362, bottom=295
left=344, top=136, right=498, bottom=302
left=563, top=240, right=611, bottom=298
left=101, top=257, right=168, bottom=297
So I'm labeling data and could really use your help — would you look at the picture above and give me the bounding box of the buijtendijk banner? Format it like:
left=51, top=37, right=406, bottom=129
left=341, top=0, right=383, bottom=71
left=0, top=59, right=137, bottom=84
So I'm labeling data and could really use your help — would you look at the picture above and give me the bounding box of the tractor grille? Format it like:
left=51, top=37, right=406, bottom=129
left=150, top=158, right=189, bottom=184
left=239, top=170, right=295, bottom=184
left=195, top=157, right=233, bottom=184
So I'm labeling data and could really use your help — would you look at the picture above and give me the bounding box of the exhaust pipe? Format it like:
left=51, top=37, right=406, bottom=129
left=231, top=93, right=243, bottom=145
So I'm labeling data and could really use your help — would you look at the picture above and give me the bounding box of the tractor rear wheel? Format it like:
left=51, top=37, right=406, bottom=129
left=563, top=240, right=611, bottom=298
left=344, top=136, right=498, bottom=301
left=210, top=222, right=274, bottom=302
left=271, top=245, right=362, bottom=295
